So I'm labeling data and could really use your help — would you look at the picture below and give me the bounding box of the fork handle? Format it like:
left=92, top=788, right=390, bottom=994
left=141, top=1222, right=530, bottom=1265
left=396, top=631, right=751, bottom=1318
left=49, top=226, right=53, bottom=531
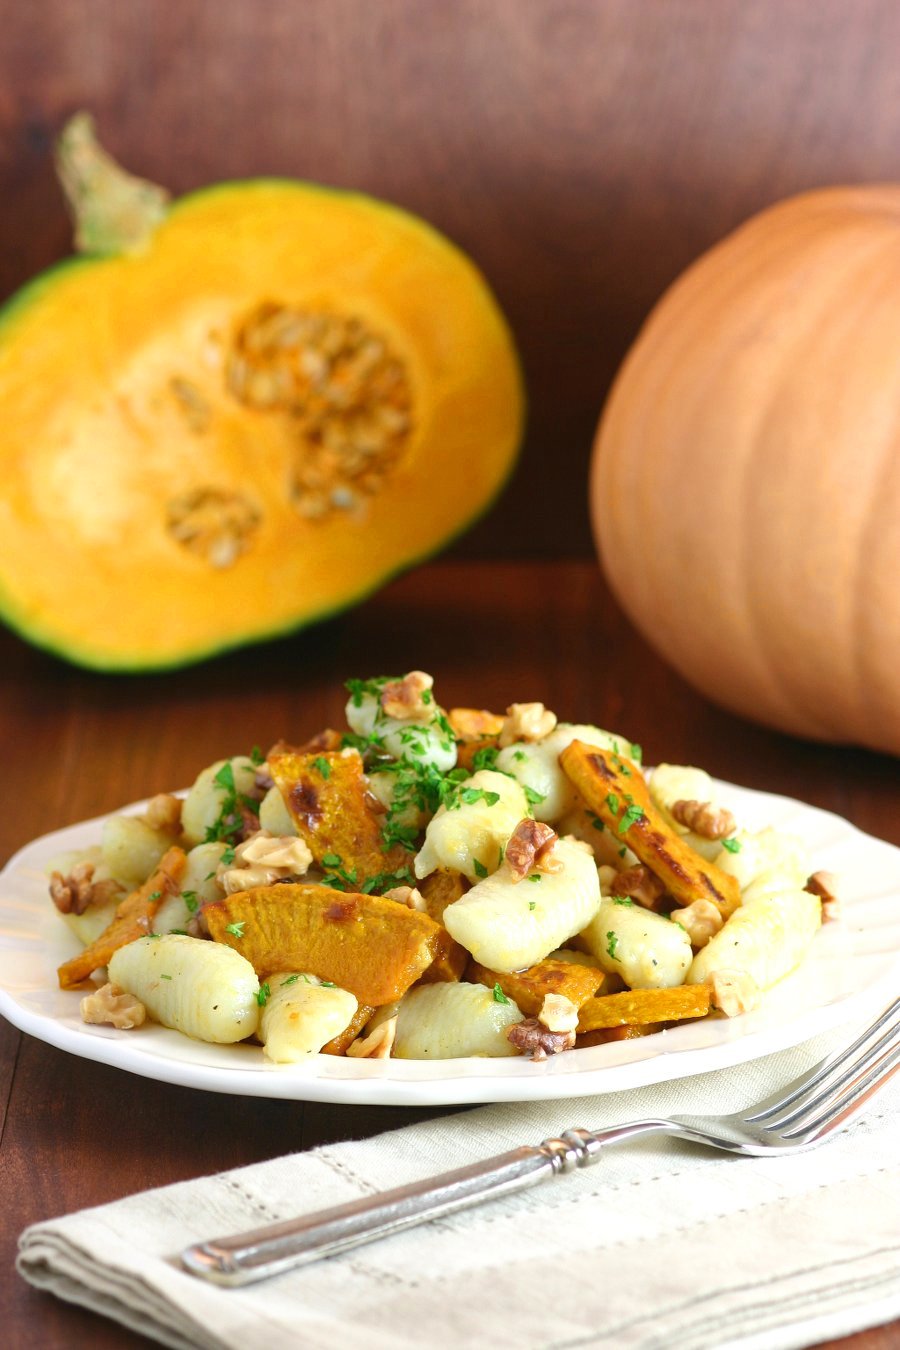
left=180, top=1120, right=662, bottom=1286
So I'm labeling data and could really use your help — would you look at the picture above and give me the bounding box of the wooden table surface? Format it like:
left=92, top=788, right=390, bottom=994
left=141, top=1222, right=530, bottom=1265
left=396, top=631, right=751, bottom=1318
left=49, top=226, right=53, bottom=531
left=0, top=558, right=896, bottom=1349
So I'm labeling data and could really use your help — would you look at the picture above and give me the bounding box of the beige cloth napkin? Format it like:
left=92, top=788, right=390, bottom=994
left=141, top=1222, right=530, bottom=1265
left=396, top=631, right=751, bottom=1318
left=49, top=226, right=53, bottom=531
left=18, top=1025, right=900, bottom=1350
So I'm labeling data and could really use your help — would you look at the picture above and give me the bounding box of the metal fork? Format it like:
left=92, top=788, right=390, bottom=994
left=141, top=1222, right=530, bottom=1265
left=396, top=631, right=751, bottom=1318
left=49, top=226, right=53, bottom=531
left=181, top=998, right=900, bottom=1287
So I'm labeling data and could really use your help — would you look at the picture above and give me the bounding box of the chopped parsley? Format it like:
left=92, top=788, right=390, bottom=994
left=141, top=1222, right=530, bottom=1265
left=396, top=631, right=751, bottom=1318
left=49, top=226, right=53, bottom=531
left=322, top=852, right=343, bottom=868
left=256, top=982, right=271, bottom=1006
left=459, top=787, right=501, bottom=807
left=220, top=845, right=236, bottom=867
left=146, top=890, right=161, bottom=903
left=360, top=866, right=414, bottom=894
left=313, top=756, right=331, bottom=780
left=344, top=675, right=396, bottom=708
left=224, top=921, right=246, bottom=938
left=721, top=837, right=742, bottom=854
left=182, top=890, right=199, bottom=914
left=528, top=900, right=537, bottom=911
left=618, top=804, right=645, bottom=835
left=587, top=813, right=605, bottom=832
left=605, top=792, right=620, bottom=815
left=160, top=973, right=172, bottom=980
left=320, top=980, right=337, bottom=989
left=606, top=930, right=619, bottom=960
left=630, top=743, right=643, bottom=764
left=281, top=974, right=300, bottom=986
left=472, top=745, right=500, bottom=772
left=611, top=896, right=634, bottom=906
left=527, top=873, right=542, bottom=882
left=250, top=745, right=265, bottom=766
left=523, top=785, right=546, bottom=809
left=473, top=859, right=489, bottom=878
left=513, top=750, right=528, bottom=763
left=203, top=758, right=260, bottom=845
left=492, top=983, right=511, bottom=1005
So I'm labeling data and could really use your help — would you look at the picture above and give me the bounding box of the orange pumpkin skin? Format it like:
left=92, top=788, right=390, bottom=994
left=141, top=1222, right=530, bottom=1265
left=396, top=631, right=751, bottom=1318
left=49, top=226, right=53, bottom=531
left=592, top=187, right=900, bottom=756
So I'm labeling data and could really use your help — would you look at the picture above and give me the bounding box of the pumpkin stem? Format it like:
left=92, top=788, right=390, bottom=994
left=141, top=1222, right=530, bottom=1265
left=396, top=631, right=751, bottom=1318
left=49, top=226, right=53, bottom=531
left=55, top=112, right=170, bottom=256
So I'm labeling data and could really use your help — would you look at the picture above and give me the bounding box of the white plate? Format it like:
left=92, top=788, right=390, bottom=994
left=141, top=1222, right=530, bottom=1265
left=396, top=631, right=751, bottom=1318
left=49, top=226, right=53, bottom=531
left=1, top=780, right=898, bottom=1106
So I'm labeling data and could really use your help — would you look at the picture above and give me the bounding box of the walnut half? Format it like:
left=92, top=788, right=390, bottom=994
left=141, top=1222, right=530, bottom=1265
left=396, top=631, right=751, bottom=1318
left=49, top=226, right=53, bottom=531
left=380, top=671, right=434, bottom=720
left=668, top=899, right=724, bottom=948
left=707, top=970, right=761, bottom=1018
left=670, top=799, right=736, bottom=840
left=504, top=819, right=562, bottom=881
left=49, top=863, right=123, bottom=916
left=498, top=702, right=557, bottom=747
left=80, top=982, right=146, bottom=1030
left=507, top=1017, right=575, bottom=1061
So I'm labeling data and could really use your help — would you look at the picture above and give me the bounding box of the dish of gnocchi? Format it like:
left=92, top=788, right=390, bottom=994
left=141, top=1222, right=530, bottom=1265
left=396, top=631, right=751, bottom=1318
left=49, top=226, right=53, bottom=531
left=0, top=671, right=898, bottom=1106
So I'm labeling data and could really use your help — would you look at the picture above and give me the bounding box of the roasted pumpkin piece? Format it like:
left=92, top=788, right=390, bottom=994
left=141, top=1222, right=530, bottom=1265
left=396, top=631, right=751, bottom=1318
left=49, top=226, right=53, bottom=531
left=57, top=846, right=187, bottom=989
left=560, top=742, right=740, bottom=916
left=576, top=984, right=712, bottom=1033
left=418, top=868, right=468, bottom=924
left=205, top=883, right=443, bottom=1005
left=320, top=1002, right=376, bottom=1055
left=267, top=749, right=410, bottom=884
left=577, top=1024, right=663, bottom=1048
left=418, top=928, right=469, bottom=984
left=466, top=957, right=607, bottom=1016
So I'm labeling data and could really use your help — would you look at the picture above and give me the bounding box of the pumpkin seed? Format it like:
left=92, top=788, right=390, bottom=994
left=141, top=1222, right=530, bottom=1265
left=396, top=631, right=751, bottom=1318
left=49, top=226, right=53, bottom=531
left=227, top=301, right=414, bottom=523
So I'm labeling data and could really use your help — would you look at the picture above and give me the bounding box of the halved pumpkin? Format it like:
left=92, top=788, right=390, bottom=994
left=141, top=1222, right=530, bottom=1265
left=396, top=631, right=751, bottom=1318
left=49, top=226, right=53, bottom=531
left=0, top=116, right=523, bottom=669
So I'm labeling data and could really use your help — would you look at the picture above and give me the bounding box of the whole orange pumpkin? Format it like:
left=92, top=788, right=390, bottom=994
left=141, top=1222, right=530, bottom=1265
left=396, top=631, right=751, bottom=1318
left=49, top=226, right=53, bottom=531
left=592, top=187, right=900, bottom=757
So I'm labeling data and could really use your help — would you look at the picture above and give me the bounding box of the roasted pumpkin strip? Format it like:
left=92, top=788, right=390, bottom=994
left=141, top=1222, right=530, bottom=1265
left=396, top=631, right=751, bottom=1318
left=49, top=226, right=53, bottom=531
left=268, top=749, right=410, bottom=884
left=57, top=846, right=187, bottom=989
left=577, top=1023, right=663, bottom=1048
left=576, top=984, right=712, bottom=1032
left=320, top=1002, right=376, bottom=1055
left=467, top=956, right=608, bottom=1016
left=560, top=741, right=740, bottom=916
left=418, top=928, right=469, bottom=984
left=418, top=868, right=468, bottom=924
left=205, top=883, right=443, bottom=1006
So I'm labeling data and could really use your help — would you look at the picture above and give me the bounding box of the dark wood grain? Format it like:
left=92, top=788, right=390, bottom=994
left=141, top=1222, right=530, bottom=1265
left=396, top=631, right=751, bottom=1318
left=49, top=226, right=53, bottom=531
left=3, top=0, right=900, bottom=556
left=0, top=559, right=897, bottom=1348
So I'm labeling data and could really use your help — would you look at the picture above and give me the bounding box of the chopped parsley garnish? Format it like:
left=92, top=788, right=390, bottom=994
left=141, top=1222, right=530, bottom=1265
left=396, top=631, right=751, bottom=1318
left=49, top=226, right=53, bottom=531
left=527, top=873, right=542, bottom=882
left=721, top=837, right=742, bottom=854
left=606, top=931, right=619, bottom=960
left=630, top=743, right=643, bottom=764
left=313, top=756, right=331, bottom=780
left=528, top=899, right=537, bottom=911
left=182, top=890, right=199, bottom=913
left=618, top=804, right=645, bottom=835
left=203, top=759, right=259, bottom=845
left=322, top=852, right=343, bottom=868
left=169, top=928, right=188, bottom=935
left=220, top=845, right=236, bottom=867
left=513, top=750, right=528, bottom=763
left=360, top=866, right=414, bottom=894
left=605, top=792, right=620, bottom=815
left=460, top=787, right=501, bottom=807
left=344, top=675, right=397, bottom=708
left=587, top=813, right=605, bottom=832
left=611, top=896, right=634, bottom=906
left=472, top=745, right=500, bottom=772
left=250, top=745, right=265, bottom=766
left=618, top=846, right=628, bottom=858
left=523, top=785, right=546, bottom=809
left=473, top=859, right=488, bottom=878
left=146, top=890, right=161, bottom=903
left=320, top=980, right=337, bottom=988
left=224, top=921, right=245, bottom=938
left=492, top=983, right=511, bottom=1004
left=160, top=973, right=172, bottom=980
left=256, top=982, right=271, bottom=1006
left=281, top=974, right=300, bottom=986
